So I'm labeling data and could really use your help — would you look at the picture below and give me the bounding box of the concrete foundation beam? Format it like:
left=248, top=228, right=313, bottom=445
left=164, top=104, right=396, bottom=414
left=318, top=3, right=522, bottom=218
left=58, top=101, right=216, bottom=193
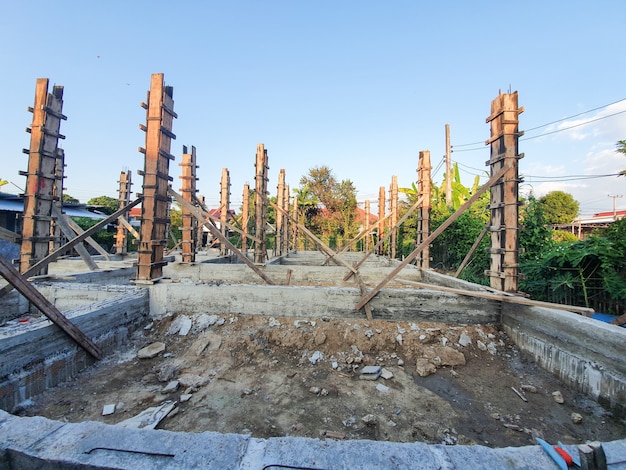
left=502, top=303, right=626, bottom=416
left=149, top=283, right=500, bottom=324
left=1, top=410, right=625, bottom=469
left=0, top=288, right=149, bottom=412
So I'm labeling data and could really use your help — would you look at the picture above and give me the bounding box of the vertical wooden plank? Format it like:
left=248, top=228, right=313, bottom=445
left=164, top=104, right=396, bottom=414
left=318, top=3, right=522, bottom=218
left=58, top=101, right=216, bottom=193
left=254, top=144, right=268, bottom=264
left=283, top=184, right=290, bottom=254
left=486, top=92, right=522, bottom=292
left=180, top=146, right=198, bottom=263
left=242, top=184, right=249, bottom=253
left=276, top=169, right=285, bottom=256
left=377, top=186, right=385, bottom=255
left=417, top=150, right=432, bottom=269
left=291, top=194, right=299, bottom=251
left=20, top=79, right=66, bottom=275
left=114, top=171, right=133, bottom=255
left=136, top=73, right=176, bottom=282
left=364, top=200, right=371, bottom=252
left=390, top=176, right=398, bottom=259
left=219, top=168, right=230, bottom=257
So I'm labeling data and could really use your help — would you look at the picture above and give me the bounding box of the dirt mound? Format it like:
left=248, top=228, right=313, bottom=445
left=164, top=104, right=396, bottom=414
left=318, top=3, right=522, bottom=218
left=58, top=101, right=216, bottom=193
left=18, top=314, right=626, bottom=448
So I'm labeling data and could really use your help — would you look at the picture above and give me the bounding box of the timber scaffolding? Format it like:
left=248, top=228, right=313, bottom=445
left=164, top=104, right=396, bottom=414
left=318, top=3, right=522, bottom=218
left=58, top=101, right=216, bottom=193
left=2, top=75, right=626, bottom=468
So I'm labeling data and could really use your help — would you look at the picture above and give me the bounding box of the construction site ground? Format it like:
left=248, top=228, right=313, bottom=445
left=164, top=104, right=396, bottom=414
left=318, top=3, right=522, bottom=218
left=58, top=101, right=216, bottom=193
left=17, top=313, right=626, bottom=449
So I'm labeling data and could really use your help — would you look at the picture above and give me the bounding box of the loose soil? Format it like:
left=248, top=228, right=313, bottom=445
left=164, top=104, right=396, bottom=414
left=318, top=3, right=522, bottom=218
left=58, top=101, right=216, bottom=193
left=18, top=314, right=626, bottom=448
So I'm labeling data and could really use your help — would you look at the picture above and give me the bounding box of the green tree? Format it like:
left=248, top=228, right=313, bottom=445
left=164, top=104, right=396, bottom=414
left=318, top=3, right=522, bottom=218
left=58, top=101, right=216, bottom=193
left=63, top=194, right=80, bottom=204
left=87, top=195, right=119, bottom=215
left=519, top=195, right=554, bottom=261
left=538, top=191, right=579, bottom=225
left=299, top=166, right=358, bottom=239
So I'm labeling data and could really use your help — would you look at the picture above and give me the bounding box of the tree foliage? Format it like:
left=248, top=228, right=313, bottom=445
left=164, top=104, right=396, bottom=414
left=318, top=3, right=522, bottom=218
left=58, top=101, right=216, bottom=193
left=537, top=191, right=579, bottom=224
left=87, top=195, right=119, bottom=215
left=62, top=194, right=80, bottom=204
left=298, top=166, right=358, bottom=238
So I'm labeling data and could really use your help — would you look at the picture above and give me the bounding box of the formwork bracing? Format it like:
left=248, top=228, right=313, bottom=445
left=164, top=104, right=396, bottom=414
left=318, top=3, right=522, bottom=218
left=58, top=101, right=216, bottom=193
left=19, top=78, right=66, bottom=275
left=417, top=150, right=431, bottom=269
left=254, top=144, right=269, bottom=264
left=136, top=73, right=177, bottom=282
left=275, top=169, right=286, bottom=256
left=389, top=175, right=398, bottom=259
left=486, top=91, right=523, bottom=293
left=241, top=184, right=250, bottom=253
left=377, top=186, right=385, bottom=255
left=115, top=170, right=133, bottom=255
left=179, top=146, right=198, bottom=263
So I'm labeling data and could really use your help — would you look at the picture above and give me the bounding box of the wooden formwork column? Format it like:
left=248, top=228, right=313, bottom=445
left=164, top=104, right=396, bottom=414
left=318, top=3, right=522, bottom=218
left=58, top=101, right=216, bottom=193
left=254, top=144, right=269, bottom=264
left=364, top=200, right=371, bottom=252
left=276, top=169, right=286, bottom=256
left=196, top=195, right=206, bottom=249
left=180, top=145, right=198, bottom=263
left=283, top=185, right=290, bottom=254
left=389, top=176, right=398, bottom=259
left=136, top=73, right=177, bottom=282
left=20, top=78, right=66, bottom=274
left=291, top=195, right=299, bottom=252
left=219, top=168, right=230, bottom=257
left=377, top=186, right=386, bottom=255
left=242, top=184, right=250, bottom=253
left=485, top=92, right=523, bottom=292
left=51, top=148, right=66, bottom=252
left=114, top=170, right=133, bottom=255
left=417, top=150, right=432, bottom=269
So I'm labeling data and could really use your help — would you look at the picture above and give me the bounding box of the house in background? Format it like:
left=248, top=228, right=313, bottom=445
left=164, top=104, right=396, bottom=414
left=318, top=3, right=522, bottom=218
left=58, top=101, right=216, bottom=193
left=555, top=209, right=626, bottom=239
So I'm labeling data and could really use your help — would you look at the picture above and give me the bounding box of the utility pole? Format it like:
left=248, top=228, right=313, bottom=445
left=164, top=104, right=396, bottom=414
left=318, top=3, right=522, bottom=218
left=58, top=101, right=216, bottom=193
left=445, top=124, right=452, bottom=206
left=608, top=194, right=623, bottom=220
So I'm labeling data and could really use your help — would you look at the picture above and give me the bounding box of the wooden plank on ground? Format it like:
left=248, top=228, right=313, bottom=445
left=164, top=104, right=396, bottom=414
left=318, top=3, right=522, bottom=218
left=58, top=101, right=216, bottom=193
left=396, top=279, right=594, bottom=316
left=0, top=255, right=101, bottom=359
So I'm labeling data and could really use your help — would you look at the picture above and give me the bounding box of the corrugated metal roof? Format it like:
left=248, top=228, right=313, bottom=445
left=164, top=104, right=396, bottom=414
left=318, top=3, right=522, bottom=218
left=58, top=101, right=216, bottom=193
left=0, top=197, right=106, bottom=219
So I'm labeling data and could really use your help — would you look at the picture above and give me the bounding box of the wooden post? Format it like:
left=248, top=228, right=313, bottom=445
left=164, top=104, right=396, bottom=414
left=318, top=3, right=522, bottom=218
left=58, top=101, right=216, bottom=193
left=485, top=92, right=523, bottom=293
left=179, top=146, right=198, bottom=263
left=114, top=170, right=133, bottom=255
left=254, top=144, right=268, bottom=264
left=364, top=200, right=371, bottom=252
left=51, top=148, right=65, bottom=252
left=445, top=124, right=452, bottom=206
left=136, top=73, right=176, bottom=282
left=291, top=194, right=299, bottom=252
left=196, top=195, right=205, bottom=249
left=219, top=168, right=230, bottom=257
left=283, top=184, right=290, bottom=254
left=417, top=150, right=432, bottom=268
left=389, top=176, right=398, bottom=259
left=377, top=186, right=385, bottom=255
left=242, top=184, right=250, bottom=253
left=355, top=165, right=509, bottom=311
left=276, top=169, right=286, bottom=256
left=20, top=78, right=66, bottom=275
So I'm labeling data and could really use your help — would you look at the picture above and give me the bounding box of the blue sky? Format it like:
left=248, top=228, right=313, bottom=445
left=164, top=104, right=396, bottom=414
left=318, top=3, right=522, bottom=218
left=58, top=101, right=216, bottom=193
left=1, top=1, right=625, bottom=218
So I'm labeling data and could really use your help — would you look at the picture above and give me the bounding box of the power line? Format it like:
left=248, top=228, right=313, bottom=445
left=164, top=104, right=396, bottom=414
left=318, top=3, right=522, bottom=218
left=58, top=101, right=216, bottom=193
left=451, top=97, right=626, bottom=150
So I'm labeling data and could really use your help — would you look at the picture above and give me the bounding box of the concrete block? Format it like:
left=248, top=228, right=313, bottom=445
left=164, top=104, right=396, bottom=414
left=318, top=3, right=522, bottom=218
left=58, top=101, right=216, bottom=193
left=360, top=365, right=382, bottom=380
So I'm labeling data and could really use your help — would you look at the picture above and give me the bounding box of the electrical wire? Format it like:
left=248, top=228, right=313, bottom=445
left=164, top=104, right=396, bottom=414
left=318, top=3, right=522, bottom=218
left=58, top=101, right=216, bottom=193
left=451, top=98, right=626, bottom=150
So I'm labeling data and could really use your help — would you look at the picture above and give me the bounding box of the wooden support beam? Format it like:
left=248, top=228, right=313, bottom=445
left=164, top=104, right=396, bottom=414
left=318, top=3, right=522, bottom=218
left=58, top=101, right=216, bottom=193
left=355, top=273, right=374, bottom=320
left=254, top=144, right=268, bottom=264
left=242, top=184, right=250, bottom=253
left=454, top=225, right=489, bottom=278
left=50, top=205, right=99, bottom=271
left=192, top=195, right=262, bottom=245
left=65, top=213, right=111, bottom=261
left=0, top=256, right=101, bottom=359
left=354, top=166, right=510, bottom=311
left=0, top=199, right=142, bottom=298
left=169, top=188, right=274, bottom=285
left=417, top=150, right=432, bottom=269
left=118, top=216, right=140, bottom=240
left=344, top=197, right=423, bottom=281
left=397, top=279, right=594, bottom=316
left=269, top=200, right=358, bottom=274
left=0, top=226, right=19, bottom=243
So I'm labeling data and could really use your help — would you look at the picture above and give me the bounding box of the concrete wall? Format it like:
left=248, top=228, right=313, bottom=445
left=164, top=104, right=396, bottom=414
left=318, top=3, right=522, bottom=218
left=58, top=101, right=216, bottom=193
left=149, top=283, right=501, bottom=324
left=0, top=288, right=149, bottom=412
left=502, top=303, right=626, bottom=416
